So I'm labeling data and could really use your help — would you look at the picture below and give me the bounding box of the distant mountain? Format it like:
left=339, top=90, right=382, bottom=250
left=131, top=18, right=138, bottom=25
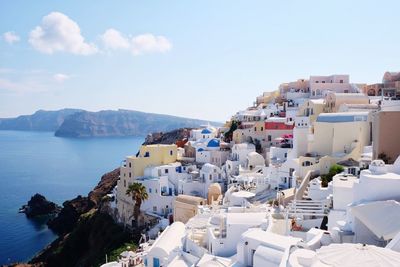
left=0, top=109, right=83, bottom=131
left=54, top=109, right=221, bottom=138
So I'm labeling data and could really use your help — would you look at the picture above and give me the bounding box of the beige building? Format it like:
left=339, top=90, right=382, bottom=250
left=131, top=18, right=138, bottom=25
left=372, top=111, right=400, bottom=163
left=324, top=92, right=369, bottom=113
left=308, top=112, right=372, bottom=160
left=298, top=99, right=325, bottom=123
left=279, top=79, right=310, bottom=97
left=173, top=195, right=206, bottom=223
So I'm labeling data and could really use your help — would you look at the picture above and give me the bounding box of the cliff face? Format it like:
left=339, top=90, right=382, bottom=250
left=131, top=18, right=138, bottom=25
left=28, top=168, right=129, bottom=267
left=143, top=128, right=192, bottom=145
left=54, top=110, right=219, bottom=138
left=0, top=109, right=83, bottom=131
left=47, top=168, right=119, bottom=236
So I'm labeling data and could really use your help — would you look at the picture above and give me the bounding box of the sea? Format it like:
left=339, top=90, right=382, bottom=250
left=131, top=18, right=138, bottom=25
left=0, top=131, right=144, bottom=265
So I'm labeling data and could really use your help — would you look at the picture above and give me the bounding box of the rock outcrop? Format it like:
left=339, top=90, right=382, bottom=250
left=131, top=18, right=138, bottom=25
left=20, top=194, right=60, bottom=218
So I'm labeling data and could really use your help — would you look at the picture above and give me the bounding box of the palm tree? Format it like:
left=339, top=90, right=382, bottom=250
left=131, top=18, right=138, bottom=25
left=126, top=182, right=149, bottom=226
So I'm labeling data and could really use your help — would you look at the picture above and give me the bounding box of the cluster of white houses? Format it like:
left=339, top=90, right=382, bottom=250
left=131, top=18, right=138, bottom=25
left=104, top=72, right=400, bottom=267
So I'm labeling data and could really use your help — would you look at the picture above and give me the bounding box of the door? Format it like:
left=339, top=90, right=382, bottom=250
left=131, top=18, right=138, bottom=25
left=153, top=257, right=160, bottom=267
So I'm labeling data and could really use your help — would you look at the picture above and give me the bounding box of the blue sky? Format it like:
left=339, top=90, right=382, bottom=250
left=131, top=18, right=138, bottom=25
left=0, top=0, right=399, bottom=121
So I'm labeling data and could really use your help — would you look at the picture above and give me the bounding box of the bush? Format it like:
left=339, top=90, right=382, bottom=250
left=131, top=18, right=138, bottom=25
left=321, top=164, right=344, bottom=187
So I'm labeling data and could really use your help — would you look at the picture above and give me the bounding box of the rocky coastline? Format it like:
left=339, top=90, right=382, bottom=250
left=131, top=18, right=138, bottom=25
left=8, top=128, right=186, bottom=267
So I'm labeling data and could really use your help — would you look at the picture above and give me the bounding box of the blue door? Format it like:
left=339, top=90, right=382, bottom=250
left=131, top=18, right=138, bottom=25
left=153, top=257, right=160, bottom=267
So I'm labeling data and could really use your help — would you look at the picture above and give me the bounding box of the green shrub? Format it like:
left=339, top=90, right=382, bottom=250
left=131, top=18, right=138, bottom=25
left=321, top=164, right=344, bottom=187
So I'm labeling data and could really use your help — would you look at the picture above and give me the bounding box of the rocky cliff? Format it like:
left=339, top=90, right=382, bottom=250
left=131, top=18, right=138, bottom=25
left=143, top=128, right=192, bottom=145
left=54, top=109, right=219, bottom=138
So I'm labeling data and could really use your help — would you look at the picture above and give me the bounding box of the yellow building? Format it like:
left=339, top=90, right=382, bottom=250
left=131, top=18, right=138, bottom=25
left=117, top=144, right=177, bottom=224
left=232, top=121, right=265, bottom=144
left=121, top=144, right=177, bottom=179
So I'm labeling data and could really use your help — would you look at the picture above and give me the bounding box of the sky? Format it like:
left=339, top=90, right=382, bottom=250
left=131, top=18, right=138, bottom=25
left=0, top=0, right=399, bottom=122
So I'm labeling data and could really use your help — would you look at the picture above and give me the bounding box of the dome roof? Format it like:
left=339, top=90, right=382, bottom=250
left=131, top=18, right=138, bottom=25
left=201, top=128, right=213, bottom=134
left=207, top=139, right=220, bottom=148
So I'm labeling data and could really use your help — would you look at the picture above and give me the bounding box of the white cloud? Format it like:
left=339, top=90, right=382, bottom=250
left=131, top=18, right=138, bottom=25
left=100, top=29, right=172, bottom=56
left=53, top=73, right=70, bottom=83
left=29, top=12, right=97, bottom=55
left=131, top=34, right=172, bottom=55
left=100, top=28, right=130, bottom=50
left=3, top=31, right=20, bottom=44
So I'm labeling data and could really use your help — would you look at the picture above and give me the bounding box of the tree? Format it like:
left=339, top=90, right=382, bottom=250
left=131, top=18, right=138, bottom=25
left=224, top=120, right=239, bottom=142
left=126, top=183, right=149, bottom=226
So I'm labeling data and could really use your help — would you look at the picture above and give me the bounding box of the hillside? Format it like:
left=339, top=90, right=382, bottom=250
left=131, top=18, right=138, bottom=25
left=54, top=109, right=220, bottom=138
left=0, top=109, right=83, bottom=132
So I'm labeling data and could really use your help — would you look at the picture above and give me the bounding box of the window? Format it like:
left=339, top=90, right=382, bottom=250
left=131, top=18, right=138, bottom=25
left=268, top=135, right=272, bottom=141
left=129, top=162, right=132, bottom=168
left=165, top=169, right=169, bottom=174
left=144, top=151, right=150, bottom=157
left=284, top=153, right=287, bottom=158
left=129, top=172, right=131, bottom=178
left=153, top=206, right=157, bottom=212
left=261, top=127, right=264, bottom=131
left=322, top=81, right=325, bottom=83
left=340, top=79, right=343, bottom=83
left=170, top=150, right=173, bottom=156
left=124, top=180, right=126, bottom=187
left=254, top=127, right=257, bottom=132
left=209, top=174, right=212, bottom=180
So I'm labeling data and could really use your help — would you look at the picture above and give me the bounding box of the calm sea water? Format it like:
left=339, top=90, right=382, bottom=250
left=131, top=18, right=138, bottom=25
left=0, top=131, right=144, bottom=265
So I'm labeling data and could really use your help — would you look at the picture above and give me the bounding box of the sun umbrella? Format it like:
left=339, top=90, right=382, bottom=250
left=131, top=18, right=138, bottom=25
left=316, top=243, right=400, bottom=267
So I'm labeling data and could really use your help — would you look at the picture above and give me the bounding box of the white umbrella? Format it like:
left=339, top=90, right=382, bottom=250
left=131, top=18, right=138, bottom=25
left=316, top=243, right=400, bottom=267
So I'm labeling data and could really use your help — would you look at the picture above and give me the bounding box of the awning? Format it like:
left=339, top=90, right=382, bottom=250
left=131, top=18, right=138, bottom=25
left=351, top=200, right=400, bottom=240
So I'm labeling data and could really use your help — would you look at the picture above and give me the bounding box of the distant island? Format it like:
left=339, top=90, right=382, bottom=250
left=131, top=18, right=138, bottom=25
left=0, top=109, right=222, bottom=138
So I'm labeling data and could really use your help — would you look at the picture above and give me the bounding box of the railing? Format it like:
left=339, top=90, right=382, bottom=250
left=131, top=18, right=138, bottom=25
left=294, top=170, right=319, bottom=200
left=286, top=199, right=329, bottom=217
